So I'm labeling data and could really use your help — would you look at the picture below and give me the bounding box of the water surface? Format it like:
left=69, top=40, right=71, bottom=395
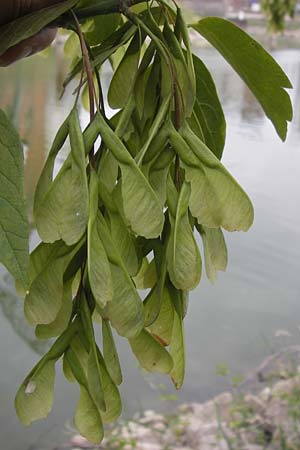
left=0, top=48, right=299, bottom=450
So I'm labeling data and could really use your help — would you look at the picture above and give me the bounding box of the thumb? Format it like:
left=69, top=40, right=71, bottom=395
left=0, top=27, right=57, bottom=66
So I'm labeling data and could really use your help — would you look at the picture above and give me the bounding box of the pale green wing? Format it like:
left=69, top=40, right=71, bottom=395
left=88, top=169, right=113, bottom=308
left=74, top=385, right=104, bottom=445
left=129, top=329, right=173, bottom=374
left=15, top=360, right=56, bottom=426
left=167, top=179, right=202, bottom=291
left=197, top=225, right=228, bottom=283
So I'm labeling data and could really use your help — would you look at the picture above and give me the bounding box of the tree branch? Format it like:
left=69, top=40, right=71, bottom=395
left=54, top=0, right=146, bottom=27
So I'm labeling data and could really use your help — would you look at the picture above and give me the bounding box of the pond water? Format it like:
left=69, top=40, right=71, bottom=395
left=0, top=46, right=299, bottom=450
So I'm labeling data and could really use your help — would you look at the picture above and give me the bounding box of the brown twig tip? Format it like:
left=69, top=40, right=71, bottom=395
left=119, top=0, right=128, bottom=13
left=71, top=10, right=95, bottom=122
left=119, top=0, right=140, bottom=14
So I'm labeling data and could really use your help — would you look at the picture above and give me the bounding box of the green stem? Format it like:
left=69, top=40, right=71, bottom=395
left=72, top=11, right=96, bottom=167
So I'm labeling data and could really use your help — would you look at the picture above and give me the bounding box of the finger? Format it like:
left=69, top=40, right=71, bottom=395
left=0, top=0, right=62, bottom=25
left=0, top=27, right=57, bottom=66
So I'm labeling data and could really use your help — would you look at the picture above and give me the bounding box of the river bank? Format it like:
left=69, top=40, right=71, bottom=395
left=67, top=378, right=300, bottom=450
left=65, top=348, right=300, bottom=450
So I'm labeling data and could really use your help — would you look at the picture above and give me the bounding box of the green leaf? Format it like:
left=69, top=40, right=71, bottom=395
left=191, top=54, right=226, bottom=160
left=169, top=290, right=185, bottom=389
left=129, top=329, right=173, bottom=374
left=102, top=320, right=122, bottom=386
left=167, top=179, right=202, bottom=291
left=197, top=225, right=228, bottom=283
left=169, top=124, right=254, bottom=232
left=15, top=360, right=55, bottom=426
left=192, top=18, right=293, bottom=141
left=74, top=385, right=104, bottom=445
left=108, top=31, right=142, bottom=109
left=35, top=280, right=72, bottom=339
left=88, top=170, right=113, bottom=308
left=0, top=0, right=78, bottom=56
left=96, top=114, right=164, bottom=239
left=0, top=110, right=29, bottom=289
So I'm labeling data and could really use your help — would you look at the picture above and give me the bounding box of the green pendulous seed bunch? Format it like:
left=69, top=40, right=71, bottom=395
left=0, top=0, right=293, bottom=445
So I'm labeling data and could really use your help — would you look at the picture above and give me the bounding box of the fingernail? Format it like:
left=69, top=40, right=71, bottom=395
left=19, top=46, right=33, bottom=59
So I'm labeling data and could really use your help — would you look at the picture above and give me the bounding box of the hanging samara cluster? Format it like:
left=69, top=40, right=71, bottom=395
left=3, top=0, right=291, bottom=445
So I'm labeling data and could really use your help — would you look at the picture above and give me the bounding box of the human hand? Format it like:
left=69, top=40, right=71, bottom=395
left=0, top=0, right=61, bottom=66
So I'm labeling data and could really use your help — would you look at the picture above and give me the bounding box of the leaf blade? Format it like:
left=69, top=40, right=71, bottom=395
left=0, top=110, right=29, bottom=289
left=192, top=18, right=292, bottom=140
left=191, top=54, right=226, bottom=159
